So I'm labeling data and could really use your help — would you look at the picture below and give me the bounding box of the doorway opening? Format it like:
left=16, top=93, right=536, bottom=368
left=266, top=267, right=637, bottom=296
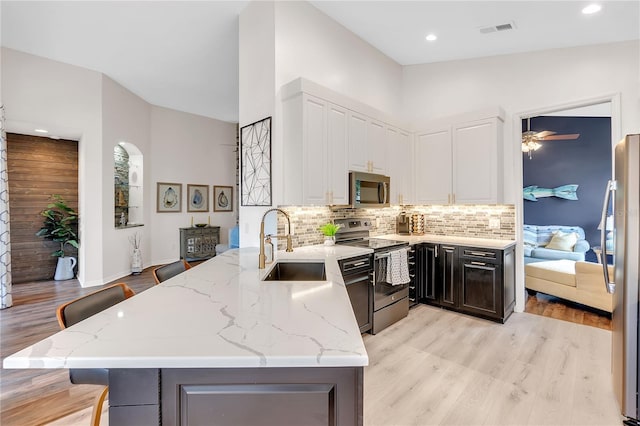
left=6, top=133, right=79, bottom=283
left=516, top=98, right=617, bottom=328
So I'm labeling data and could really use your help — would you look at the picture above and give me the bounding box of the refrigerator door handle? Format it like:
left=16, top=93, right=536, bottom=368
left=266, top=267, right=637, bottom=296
left=600, top=179, right=616, bottom=294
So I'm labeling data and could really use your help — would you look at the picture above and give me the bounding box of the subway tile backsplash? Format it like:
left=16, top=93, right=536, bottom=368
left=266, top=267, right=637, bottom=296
left=277, top=204, right=515, bottom=249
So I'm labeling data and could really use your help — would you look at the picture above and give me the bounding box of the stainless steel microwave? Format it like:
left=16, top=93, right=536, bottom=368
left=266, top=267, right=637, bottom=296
left=349, top=171, right=390, bottom=208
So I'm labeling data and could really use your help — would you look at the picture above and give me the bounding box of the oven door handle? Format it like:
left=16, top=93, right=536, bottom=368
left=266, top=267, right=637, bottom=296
left=375, top=252, right=391, bottom=260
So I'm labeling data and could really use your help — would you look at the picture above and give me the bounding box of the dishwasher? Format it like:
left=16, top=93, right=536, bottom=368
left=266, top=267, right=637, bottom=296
left=339, top=254, right=373, bottom=334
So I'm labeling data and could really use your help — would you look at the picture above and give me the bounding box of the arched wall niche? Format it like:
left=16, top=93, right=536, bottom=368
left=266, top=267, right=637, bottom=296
left=114, top=142, right=144, bottom=228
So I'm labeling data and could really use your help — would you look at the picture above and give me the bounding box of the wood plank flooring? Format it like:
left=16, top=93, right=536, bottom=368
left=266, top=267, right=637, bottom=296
left=525, top=292, right=612, bottom=330
left=2, top=269, right=620, bottom=425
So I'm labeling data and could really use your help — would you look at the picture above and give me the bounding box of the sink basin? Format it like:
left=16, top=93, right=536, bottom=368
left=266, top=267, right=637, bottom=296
left=262, top=261, right=326, bottom=281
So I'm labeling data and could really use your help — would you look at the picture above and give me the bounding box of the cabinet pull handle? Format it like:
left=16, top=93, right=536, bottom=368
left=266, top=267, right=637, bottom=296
left=352, top=261, right=367, bottom=267
left=469, top=251, right=490, bottom=257
left=471, top=261, right=487, bottom=266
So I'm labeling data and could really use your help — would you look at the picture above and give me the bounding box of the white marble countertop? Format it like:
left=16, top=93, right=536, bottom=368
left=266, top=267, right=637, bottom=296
left=3, top=246, right=371, bottom=370
left=377, top=233, right=516, bottom=250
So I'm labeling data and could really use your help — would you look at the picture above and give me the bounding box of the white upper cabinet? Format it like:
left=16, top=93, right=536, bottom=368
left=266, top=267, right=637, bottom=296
left=368, top=119, right=387, bottom=174
left=414, top=110, right=504, bottom=205
left=347, top=112, right=388, bottom=174
left=347, top=111, right=368, bottom=172
left=326, top=103, right=349, bottom=205
left=302, top=95, right=327, bottom=205
left=415, top=127, right=452, bottom=204
left=453, top=118, right=502, bottom=204
left=282, top=92, right=348, bottom=205
left=388, top=126, right=414, bottom=205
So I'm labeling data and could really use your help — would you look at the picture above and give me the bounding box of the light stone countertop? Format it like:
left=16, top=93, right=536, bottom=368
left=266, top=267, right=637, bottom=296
left=3, top=246, right=371, bottom=370
left=377, top=233, right=516, bottom=250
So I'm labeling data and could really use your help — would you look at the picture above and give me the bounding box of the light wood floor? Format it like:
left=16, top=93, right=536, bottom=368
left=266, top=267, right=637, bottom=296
left=363, top=305, right=621, bottom=425
left=2, top=270, right=620, bottom=425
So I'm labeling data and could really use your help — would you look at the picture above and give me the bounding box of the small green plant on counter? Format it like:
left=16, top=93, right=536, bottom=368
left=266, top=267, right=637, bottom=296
left=36, top=195, right=79, bottom=257
left=319, top=222, right=341, bottom=237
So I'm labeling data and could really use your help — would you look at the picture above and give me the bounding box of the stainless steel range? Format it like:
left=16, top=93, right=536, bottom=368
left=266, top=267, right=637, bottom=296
left=335, top=218, right=411, bottom=334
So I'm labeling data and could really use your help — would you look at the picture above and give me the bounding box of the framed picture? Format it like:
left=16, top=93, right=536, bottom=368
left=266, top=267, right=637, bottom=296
left=213, top=186, right=233, bottom=212
left=187, top=184, right=209, bottom=212
left=157, top=182, right=182, bottom=213
left=240, top=116, right=272, bottom=206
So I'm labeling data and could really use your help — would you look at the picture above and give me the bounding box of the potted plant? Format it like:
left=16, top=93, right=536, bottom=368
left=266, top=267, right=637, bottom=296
left=319, top=222, right=341, bottom=246
left=36, top=195, right=79, bottom=280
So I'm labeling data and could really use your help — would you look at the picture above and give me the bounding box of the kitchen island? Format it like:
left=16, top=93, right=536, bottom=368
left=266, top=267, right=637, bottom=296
left=3, top=246, right=371, bottom=426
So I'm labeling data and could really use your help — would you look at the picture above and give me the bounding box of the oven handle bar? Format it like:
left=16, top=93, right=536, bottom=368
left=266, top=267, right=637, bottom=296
left=373, top=246, right=411, bottom=260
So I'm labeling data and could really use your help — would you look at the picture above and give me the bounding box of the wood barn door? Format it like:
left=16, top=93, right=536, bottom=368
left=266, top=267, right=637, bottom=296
left=7, top=133, right=78, bottom=283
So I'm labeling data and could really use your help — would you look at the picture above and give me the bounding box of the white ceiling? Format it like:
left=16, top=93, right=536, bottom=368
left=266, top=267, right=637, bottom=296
left=2, top=1, right=639, bottom=123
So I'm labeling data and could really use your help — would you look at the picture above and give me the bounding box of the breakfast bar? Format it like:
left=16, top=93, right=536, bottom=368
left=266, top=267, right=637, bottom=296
left=3, top=247, right=371, bottom=425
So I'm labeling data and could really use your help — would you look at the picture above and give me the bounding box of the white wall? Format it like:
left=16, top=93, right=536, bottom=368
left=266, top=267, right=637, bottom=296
left=238, top=1, right=276, bottom=248
left=2, top=47, right=104, bottom=286
left=149, top=106, right=237, bottom=264
left=274, top=1, right=403, bottom=117
left=101, top=75, right=151, bottom=282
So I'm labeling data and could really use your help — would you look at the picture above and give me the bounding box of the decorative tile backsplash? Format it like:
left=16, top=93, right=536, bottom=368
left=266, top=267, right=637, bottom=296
left=277, top=204, right=515, bottom=249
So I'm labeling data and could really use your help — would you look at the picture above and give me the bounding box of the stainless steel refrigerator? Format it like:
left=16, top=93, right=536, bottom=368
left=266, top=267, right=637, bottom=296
left=601, top=134, right=639, bottom=426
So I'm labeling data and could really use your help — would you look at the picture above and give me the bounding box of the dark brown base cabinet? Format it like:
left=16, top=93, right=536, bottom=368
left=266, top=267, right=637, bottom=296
left=416, top=243, right=515, bottom=323
left=108, top=367, right=364, bottom=426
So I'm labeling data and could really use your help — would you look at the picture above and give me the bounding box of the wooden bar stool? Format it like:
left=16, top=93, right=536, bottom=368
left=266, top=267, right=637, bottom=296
left=152, top=259, right=192, bottom=284
left=56, top=283, right=135, bottom=426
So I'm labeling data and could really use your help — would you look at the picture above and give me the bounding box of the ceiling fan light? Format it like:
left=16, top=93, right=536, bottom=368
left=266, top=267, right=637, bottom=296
left=521, top=140, right=541, bottom=153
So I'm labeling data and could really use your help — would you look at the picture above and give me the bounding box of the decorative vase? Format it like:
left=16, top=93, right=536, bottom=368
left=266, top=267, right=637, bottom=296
left=324, top=236, right=336, bottom=246
left=131, top=248, right=142, bottom=274
left=54, top=256, right=77, bottom=281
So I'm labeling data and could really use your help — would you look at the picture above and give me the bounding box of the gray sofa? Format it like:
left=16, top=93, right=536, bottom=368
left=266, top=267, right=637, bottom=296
left=523, top=224, right=590, bottom=264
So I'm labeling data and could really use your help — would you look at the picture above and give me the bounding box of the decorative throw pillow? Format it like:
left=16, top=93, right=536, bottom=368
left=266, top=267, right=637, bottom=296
left=523, top=228, right=538, bottom=247
left=545, top=231, right=579, bottom=252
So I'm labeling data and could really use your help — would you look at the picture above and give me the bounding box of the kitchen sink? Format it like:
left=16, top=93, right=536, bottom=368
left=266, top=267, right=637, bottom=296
left=262, top=261, right=326, bottom=281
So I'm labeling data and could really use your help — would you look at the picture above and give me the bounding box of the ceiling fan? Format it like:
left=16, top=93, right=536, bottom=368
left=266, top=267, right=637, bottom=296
left=522, top=117, right=580, bottom=159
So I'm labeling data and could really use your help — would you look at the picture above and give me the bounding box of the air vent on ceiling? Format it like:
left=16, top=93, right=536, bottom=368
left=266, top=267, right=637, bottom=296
left=479, top=21, right=516, bottom=34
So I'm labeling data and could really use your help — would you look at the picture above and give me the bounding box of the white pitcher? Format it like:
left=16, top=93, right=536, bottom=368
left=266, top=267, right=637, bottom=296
left=54, top=256, right=77, bottom=281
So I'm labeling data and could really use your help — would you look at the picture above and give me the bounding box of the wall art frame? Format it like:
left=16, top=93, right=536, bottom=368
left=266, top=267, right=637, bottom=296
left=213, top=185, right=233, bottom=212
left=187, top=184, right=209, bottom=212
left=240, top=116, right=272, bottom=206
left=157, top=182, right=182, bottom=213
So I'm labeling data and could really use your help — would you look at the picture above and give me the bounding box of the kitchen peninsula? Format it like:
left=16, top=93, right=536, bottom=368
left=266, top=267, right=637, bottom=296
left=3, top=247, right=371, bottom=426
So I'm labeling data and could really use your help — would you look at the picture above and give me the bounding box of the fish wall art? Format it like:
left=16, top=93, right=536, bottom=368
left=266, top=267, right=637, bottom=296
left=523, top=184, right=578, bottom=201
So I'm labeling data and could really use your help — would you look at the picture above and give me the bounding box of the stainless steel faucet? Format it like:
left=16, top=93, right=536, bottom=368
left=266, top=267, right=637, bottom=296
left=259, top=208, right=293, bottom=269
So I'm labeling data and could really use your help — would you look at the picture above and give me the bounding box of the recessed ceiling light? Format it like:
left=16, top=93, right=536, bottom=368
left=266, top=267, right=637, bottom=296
left=34, top=128, right=49, bottom=134
left=582, top=4, right=602, bottom=14
left=425, top=34, right=437, bottom=42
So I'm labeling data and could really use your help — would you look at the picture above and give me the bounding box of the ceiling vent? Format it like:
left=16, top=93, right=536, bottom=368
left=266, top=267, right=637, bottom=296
left=479, top=21, right=516, bottom=34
